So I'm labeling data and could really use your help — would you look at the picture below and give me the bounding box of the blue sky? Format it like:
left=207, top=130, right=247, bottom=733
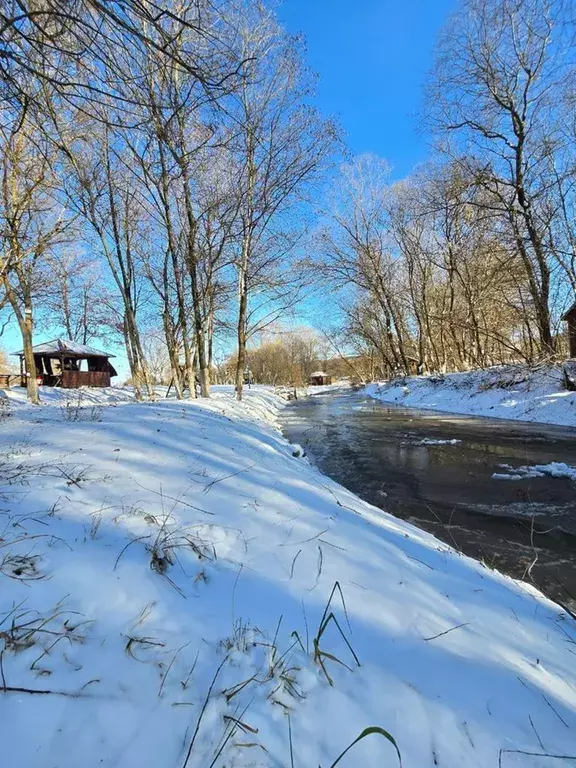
left=278, top=0, right=456, bottom=333
left=279, top=0, right=455, bottom=179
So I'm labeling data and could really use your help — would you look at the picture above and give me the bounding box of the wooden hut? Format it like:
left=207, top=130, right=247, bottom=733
left=0, top=373, right=21, bottom=388
left=14, top=339, right=117, bottom=388
left=308, top=370, right=332, bottom=386
left=563, top=302, right=576, bottom=358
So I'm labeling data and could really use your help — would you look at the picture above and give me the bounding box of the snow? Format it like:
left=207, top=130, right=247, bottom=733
left=0, top=384, right=575, bottom=767
left=413, top=437, right=462, bottom=446
left=12, top=337, right=114, bottom=357
left=493, top=462, right=576, bottom=482
left=363, top=365, right=576, bottom=427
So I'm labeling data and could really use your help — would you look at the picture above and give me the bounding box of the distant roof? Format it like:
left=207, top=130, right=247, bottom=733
left=562, top=302, right=576, bottom=320
left=13, top=338, right=115, bottom=358
left=309, top=371, right=328, bottom=377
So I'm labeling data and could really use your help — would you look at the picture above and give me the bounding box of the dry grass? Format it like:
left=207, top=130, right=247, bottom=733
left=60, top=392, right=104, bottom=422
left=0, top=599, right=90, bottom=685
left=0, top=394, right=11, bottom=420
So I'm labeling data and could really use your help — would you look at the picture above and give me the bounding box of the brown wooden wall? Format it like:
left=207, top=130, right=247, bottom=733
left=567, top=311, right=576, bottom=358
left=0, top=374, right=20, bottom=388
left=61, top=370, right=111, bottom=388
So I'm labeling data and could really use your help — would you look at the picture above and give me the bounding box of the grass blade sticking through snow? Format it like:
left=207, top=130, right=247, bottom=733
left=328, top=726, right=402, bottom=768
left=312, top=581, right=360, bottom=685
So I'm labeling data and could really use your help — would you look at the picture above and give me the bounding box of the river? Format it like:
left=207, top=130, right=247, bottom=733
left=281, top=387, right=576, bottom=611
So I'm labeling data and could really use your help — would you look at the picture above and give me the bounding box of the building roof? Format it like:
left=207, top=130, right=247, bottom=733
left=13, top=338, right=115, bottom=358
left=562, top=302, right=576, bottom=320
left=309, top=371, right=328, bottom=377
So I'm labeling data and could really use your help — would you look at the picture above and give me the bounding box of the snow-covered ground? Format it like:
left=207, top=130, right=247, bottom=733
left=364, top=365, right=576, bottom=427
left=0, top=384, right=575, bottom=767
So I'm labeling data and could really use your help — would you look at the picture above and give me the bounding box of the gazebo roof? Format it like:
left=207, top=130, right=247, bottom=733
left=562, top=302, right=576, bottom=320
left=13, top=338, right=115, bottom=358
left=309, top=371, right=328, bottom=377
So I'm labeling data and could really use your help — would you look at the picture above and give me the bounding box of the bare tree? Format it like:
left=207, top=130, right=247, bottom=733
left=0, top=0, right=338, bottom=404
left=127, top=34, right=242, bottom=398
left=0, top=107, right=70, bottom=402
left=429, top=0, right=576, bottom=356
left=0, top=0, right=248, bottom=121
left=59, top=122, right=153, bottom=399
left=230, top=5, right=338, bottom=399
left=319, top=156, right=415, bottom=376
left=228, top=326, right=327, bottom=386
left=318, top=154, right=541, bottom=377
left=44, top=250, right=115, bottom=344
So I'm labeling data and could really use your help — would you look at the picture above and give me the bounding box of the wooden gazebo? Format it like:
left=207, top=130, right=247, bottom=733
left=308, top=371, right=332, bottom=386
left=14, top=339, right=117, bottom=388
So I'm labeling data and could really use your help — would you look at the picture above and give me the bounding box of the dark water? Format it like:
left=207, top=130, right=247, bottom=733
left=281, top=388, right=576, bottom=611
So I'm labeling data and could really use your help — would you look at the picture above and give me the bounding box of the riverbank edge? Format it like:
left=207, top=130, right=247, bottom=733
left=363, top=364, right=576, bottom=427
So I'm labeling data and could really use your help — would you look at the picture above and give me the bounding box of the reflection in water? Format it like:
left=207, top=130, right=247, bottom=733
left=281, top=389, right=576, bottom=611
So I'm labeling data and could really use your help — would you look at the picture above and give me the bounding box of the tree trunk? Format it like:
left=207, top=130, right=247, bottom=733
left=235, top=262, right=248, bottom=401
left=21, top=308, right=39, bottom=404
left=3, top=279, right=39, bottom=404
left=181, top=333, right=196, bottom=399
left=163, top=311, right=183, bottom=399
left=182, top=219, right=209, bottom=397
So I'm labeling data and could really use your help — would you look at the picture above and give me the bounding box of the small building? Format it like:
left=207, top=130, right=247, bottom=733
left=14, top=339, right=117, bottom=388
left=563, top=302, right=576, bottom=358
left=308, top=370, right=332, bottom=386
left=0, top=373, right=21, bottom=388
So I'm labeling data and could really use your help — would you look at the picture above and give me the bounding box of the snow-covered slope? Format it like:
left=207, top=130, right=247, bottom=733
left=364, top=365, right=576, bottom=427
left=0, top=385, right=575, bottom=767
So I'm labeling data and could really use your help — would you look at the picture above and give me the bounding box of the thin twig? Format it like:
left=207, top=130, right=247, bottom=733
left=528, top=714, right=545, bottom=752
left=499, top=750, right=576, bottom=767
left=281, top=529, right=328, bottom=547
left=423, top=622, right=469, bottom=641
left=288, top=712, right=294, bottom=768
left=318, top=539, right=347, bottom=551
left=182, top=656, right=229, bottom=768
left=541, top=692, right=569, bottom=728
left=0, top=685, right=92, bottom=697
left=0, top=650, right=5, bottom=691
left=289, top=550, right=301, bottom=579
left=113, top=535, right=149, bottom=570
left=202, top=464, right=255, bottom=494
left=231, top=564, right=243, bottom=629
left=208, top=699, right=254, bottom=768
left=133, top=480, right=214, bottom=515
left=158, top=642, right=190, bottom=698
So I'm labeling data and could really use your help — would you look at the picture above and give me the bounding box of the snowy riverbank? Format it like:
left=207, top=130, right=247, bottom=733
left=1, top=385, right=575, bottom=767
left=364, top=364, right=576, bottom=427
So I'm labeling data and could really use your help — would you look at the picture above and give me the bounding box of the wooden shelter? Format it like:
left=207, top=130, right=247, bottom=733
left=563, top=302, right=576, bottom=358
left=0, top=373, right=21, bottom=388
left=14, top=339, right=117, bottom=388
left=308, top=370, right=332, bottom=386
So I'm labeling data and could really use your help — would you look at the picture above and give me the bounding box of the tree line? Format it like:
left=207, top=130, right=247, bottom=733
left=0, top=0, right=337, bottom=402
left=317, top=0, right=576, bottom=377
left=2, top=0, right=576, bottom=401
